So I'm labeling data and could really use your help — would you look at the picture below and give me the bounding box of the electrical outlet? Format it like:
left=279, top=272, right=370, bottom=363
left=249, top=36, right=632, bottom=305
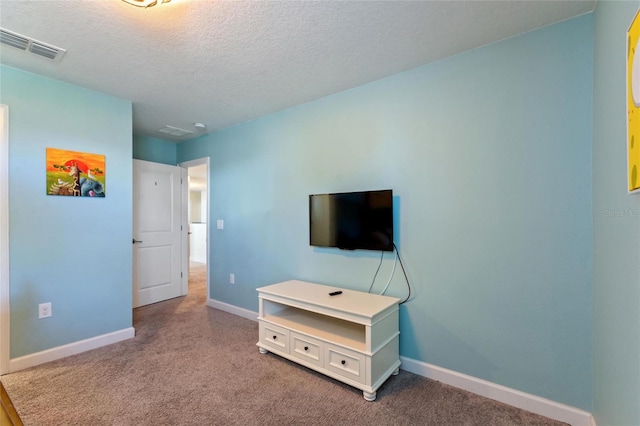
left=38, top=302, right=52, bottom=319
left=217, top=219, right=224, bottom=230
left=230, top=273, right=235, bottom=284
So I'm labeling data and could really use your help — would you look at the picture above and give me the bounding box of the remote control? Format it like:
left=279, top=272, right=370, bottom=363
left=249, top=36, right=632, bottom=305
left=329, top=291, right=343, bottom=296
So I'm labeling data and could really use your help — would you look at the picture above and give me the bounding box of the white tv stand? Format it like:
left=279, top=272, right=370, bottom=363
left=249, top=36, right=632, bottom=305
left=256, top=280, right=401, bottom=401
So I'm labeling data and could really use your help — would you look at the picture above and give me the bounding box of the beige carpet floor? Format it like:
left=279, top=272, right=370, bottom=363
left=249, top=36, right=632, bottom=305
left=1, top=262, right=566, bottom=425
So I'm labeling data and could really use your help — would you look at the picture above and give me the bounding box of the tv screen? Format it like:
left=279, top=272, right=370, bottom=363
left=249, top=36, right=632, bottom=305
left=309, top=189, right=393, bottom=252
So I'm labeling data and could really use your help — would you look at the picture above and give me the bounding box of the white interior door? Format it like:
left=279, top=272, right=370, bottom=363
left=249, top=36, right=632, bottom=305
left=1, top=105, right=10, bottom=374
left=133, top=160, right=185, bottom=308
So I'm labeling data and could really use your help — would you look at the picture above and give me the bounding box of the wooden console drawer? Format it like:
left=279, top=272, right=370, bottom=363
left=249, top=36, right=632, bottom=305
left=325, top=344, right=366, bottom=384
left=259, top=322, right=289, bottom=353
left=290, top=332, right=322, bottom=367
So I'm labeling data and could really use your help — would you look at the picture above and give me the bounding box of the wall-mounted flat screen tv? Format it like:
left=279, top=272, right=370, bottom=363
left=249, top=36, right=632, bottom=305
left=309, top=189, right=393, bottom=252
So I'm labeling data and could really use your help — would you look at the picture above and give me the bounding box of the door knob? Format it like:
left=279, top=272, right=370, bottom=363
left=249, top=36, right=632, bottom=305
left=132, top=239, right=143, bottom=244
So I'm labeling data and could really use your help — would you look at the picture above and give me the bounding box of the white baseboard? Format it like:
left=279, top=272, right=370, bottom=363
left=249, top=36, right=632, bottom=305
left=205, top=302, right=596, bottom=426
left=9, top=327, right=135, bottom=373
left=400, top=356, right=594, bottom=426
left=207, top=298, right=258, bottom=322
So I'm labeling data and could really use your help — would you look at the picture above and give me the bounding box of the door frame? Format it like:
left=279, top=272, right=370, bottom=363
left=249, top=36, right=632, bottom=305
left=179, top=157, right=210, bottom=301
left=1, top=105, right=10, bottom=374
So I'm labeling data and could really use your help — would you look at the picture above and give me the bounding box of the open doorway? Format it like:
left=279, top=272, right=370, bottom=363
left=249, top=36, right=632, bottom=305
left=180, top=158, right=210, bottom=302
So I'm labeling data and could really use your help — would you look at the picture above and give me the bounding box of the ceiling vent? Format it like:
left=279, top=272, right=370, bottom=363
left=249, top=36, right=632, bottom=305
left=157, top=125, right=195, bottom=138
left=0, top=28, right=66, bottom=62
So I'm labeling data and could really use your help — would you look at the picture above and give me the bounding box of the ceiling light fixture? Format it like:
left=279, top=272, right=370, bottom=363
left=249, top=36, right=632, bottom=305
left=121, top=0, right=171, bottom=9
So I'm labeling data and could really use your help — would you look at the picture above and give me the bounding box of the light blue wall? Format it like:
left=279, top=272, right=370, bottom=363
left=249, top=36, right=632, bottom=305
left=1, top=65, right=133, bottom=358
left=178, top=15, right=593, bottom=409
left=133, top=135, right=177, bottom=165
left=593, top=2, right=640, bottom=425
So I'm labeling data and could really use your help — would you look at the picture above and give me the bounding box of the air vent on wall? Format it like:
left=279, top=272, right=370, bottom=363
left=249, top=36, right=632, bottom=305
left=0, top=28, right=66, bottom=62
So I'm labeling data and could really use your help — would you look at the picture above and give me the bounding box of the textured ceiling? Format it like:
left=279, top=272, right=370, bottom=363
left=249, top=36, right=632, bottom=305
left=0, top=0, right=595, bottom=142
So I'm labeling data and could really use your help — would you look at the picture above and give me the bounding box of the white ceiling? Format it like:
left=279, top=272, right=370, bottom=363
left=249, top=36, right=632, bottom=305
left=0, top=0, right=595, bottom=142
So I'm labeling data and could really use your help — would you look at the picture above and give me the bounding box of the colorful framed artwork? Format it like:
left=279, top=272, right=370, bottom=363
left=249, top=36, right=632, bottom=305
left=627, top=9, right=640, bottom=193
left=46, top=148, right=106, bottom=197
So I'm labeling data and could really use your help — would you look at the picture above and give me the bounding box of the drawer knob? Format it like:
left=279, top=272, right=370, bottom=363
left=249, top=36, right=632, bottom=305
left=273, top=335, right=277, bottom=340
left=341, top=360, right=346, bottom=365
left=304, top=346, right=309, bottom=351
